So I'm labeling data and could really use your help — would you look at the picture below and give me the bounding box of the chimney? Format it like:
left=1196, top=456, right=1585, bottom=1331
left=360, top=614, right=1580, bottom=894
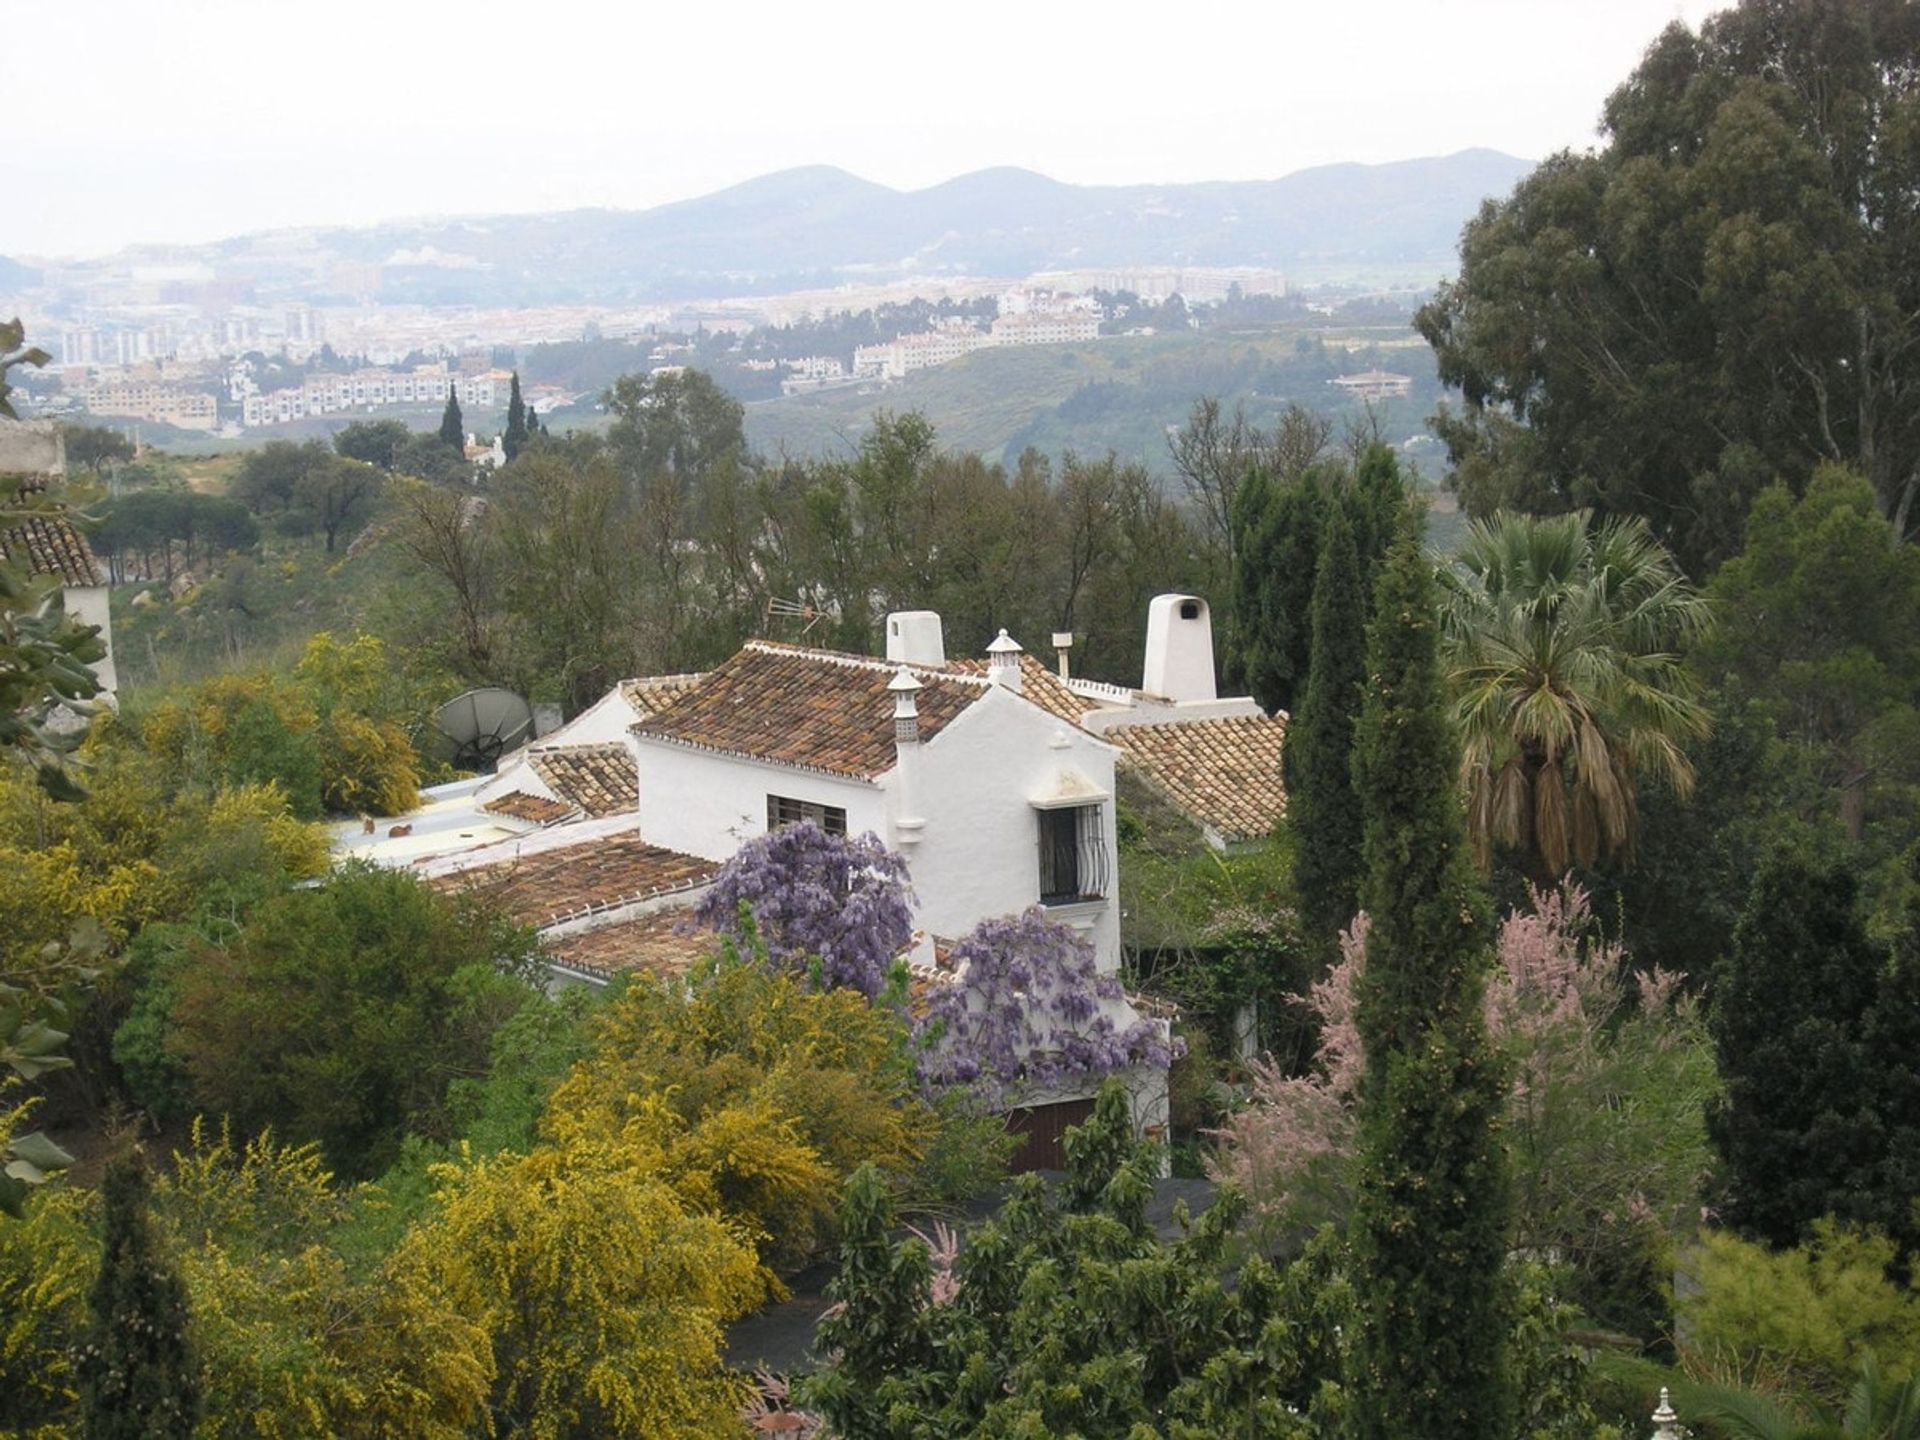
left=1141, top=594, right=1218, bottom=702
left=887, top=666, right=925, bottom=847
left=1051, top=631, right=1074, bottom=682
left=886, top=610, right=946, bottom=668
left=986, top=629, right=1024, bottom=693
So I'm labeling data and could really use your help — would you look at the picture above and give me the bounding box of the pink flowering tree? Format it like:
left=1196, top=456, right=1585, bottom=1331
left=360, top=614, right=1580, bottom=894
left=914, top=908, right=1180, bottom=1106
left=695, top=821, right=914, bottom=999
left=1212, top=883, right=1716, bottom=1320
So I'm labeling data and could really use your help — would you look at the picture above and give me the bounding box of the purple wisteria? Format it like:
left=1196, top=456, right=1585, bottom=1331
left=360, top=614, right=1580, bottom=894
left=695, top=821, right=914, bottom=998
left=915, top=908, right=1178, bottom=1104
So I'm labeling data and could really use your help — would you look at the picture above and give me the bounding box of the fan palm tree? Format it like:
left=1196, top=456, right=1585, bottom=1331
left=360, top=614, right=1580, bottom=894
left=1439, top=510, right=1714, bottom=878
left=1681, top=1353, right=1920, bottom=1440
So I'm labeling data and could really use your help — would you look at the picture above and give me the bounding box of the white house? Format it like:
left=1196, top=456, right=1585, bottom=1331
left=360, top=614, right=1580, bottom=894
left=339, top=595, right=1291, bottom=1163
left=0, top=420, right=119, bottom=706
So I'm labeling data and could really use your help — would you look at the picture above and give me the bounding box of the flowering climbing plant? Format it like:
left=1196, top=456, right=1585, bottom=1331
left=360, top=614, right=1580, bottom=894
left=914, top=908, right=1179, bottom=1104
left=695, top=821, right=914, bottom=998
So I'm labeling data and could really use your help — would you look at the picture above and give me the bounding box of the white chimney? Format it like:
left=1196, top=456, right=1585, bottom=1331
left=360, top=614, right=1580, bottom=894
left=986, top=628, right=1024, bottom=693
left=886, top=611, right=946, bottom=668
left=1142, top=594, right=1218, bottom=702
left=887, top=666, right=925, bottom=847
left=1052, top=631, right=1074, bottom=681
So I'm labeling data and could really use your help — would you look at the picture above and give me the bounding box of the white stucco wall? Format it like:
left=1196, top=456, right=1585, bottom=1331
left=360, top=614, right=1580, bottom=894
left=632, top=740, right=887, bottom=864
left=65, top=584, right=117, bottom=704
left=893, top=684, right=1123, bottom=972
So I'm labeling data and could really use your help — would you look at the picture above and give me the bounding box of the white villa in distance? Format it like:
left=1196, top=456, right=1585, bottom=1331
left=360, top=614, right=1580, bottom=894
left=337, top=594, right=1287, bottom=1166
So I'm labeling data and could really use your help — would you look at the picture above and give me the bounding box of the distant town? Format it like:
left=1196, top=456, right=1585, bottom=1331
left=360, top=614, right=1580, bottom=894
left=0, top=260, right=1428, bottom=441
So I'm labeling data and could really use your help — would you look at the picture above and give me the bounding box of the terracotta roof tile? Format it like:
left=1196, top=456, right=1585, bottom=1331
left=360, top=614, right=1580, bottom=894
left=1, top=484, right=103, bottom=587
left=632, top=640, right=991, bottom=779
left=619, top=672, right=706, bottom=717
left=1109, top=714, right=1287, bottom=845
left=480, top=790, right=575, bottom=825
left=527, top=743, right=636, bottom=817
left=431, top=833, right=717, bottom=928
left=545, top=907, right=718, bottom=980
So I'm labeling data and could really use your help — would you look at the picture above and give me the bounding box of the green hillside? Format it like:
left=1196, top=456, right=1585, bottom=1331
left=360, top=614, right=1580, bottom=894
left=741, top=326, right=1444, bottom=476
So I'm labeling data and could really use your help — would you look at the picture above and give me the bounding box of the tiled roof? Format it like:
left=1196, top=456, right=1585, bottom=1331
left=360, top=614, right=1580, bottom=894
left=632, top=639, right=991, bottom=780
left=2, top=483, right=102, bottom=586
left=1109, top=713, right=1287, bottom=845
left=545, top=907, right=717, bottom=980
left=619, top=672, right=706, bottom=717
left=431, top=833, right=717, bottom=928
left=527, top=743, right=636, bottom=817
left=947, top=654, right=1092, bottom=728
left=481, top=790, right=575, bottom=825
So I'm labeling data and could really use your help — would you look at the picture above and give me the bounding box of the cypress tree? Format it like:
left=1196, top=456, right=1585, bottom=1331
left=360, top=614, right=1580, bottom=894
left=78, top=1153, right=199, bottom=1438
left=1350, top=442, right=1407, bottom=592
left=438, top=390, right=465, bottom=452
left=1232, top=466, right=1328, bottom=715
left=1284, top=499, right=1368, bottom=947
left=1346, top=525, right=1510, bottom=1440
left=503, top=371, right=528, bottom=462
left=1708, top=850, right=1883, bottom=1247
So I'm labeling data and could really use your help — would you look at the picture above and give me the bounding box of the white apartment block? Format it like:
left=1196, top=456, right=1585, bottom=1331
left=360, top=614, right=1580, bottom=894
left=242, top=365, right=502, bottom=427
left=82, top=383, right=219, bottom=431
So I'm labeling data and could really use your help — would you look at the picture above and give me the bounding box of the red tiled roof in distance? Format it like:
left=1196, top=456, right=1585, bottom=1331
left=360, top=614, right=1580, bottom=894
left=1109, top=713, right=1288, bottom=845
left=527, top=743, right=636, bottom=817
left=2, top=482, right=103, bottom=587
left=430, top=833, right=717, bottom=928
left=480, top=790, right=575, bottom=825
left=545, top=907, right=718, bottom=981
left=631, top=640, right=991, bottom=779
left=619, top=672, right=707, bottom=718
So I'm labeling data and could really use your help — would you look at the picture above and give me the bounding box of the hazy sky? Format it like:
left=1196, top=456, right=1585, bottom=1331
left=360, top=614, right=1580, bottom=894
left=11, top=0, right=1729, bottom=259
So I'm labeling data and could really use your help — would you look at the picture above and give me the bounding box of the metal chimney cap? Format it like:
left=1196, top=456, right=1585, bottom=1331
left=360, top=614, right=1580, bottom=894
left=887, top=665, right=923, bottom=692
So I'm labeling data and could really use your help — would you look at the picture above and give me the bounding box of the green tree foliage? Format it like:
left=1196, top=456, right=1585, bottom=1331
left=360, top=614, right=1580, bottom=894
left=393, top=430, right=471, bottom=486
left=164, top=862, right=540, bottom=1179
left=333, top=418, right=411, bottom=472
left=0, top=317, right=50, bottom=419
left=1681, top=1222, right=1920, bottom=1404
left=502, top=372, right=528, bottom=463
left=1284, top=500, right=1368, bottom=946
left=1347, top=525, right=1511, bottom=1439
left=436, top=391, right=463, bottom=452
left=1698, top=468, right=1920, bottom=847
left=76, top=1153, right=199, bottom=1439
left=1231, top=440, right=1405, bottom=715
left=139, top=630, right=424, bottom=817
left=89, top=489, right=259, bottom=584
left=1417, top=0, right=1920, bottom=570
left=605, top=366, right=744, bottom=484
left=543, top=958, right=935, bottom=1274
left=232, top=438, right=328, bottom=516
left=1709, top=850, right=1920, bottom=1254
left=1439, top=510, right=1713, bottom=879
left=1234, top=464, right=1327, bottom=714
left=801, top=1083, right=1346, bottom=1438
left=59, top=423, right=135, bottom=475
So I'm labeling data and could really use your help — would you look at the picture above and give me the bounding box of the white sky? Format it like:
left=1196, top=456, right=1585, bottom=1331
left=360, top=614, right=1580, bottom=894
left=9, top=0, right=1729, bottom=259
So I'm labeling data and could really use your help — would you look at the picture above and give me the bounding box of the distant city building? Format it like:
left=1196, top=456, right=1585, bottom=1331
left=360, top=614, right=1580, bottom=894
left=82, top=382, right=219, bottom=431
left=990, top=309, right=1101, bottom=346
left=241, top=364, right=502, bottom=427
left=854, top=303, right=1104, bottom=382
left=1329, top=369, right=1414, bottom=402
left=779, top=355, right=850, bottom=395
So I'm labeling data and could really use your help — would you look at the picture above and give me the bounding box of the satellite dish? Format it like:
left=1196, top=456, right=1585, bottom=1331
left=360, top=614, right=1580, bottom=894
left=433, top=688, right=535, bottom=771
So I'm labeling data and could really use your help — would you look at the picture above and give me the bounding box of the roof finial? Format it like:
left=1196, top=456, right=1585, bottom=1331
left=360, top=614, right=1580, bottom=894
left=1651, top=1387, right=1682, bottom=1440
left=986, top=628, right=1024, bottom=692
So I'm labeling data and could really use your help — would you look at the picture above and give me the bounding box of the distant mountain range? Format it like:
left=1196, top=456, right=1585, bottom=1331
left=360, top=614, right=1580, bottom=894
left=18, top=150, right=1532, bottom=308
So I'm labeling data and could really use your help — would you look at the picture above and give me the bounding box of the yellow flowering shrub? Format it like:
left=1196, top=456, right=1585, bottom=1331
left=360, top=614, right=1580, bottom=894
left=0, top=1091, right=96, bottom=1439
left=545, top=962, right=934, bottom=1274
left=155, top=1121, right=491, bottom=1440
